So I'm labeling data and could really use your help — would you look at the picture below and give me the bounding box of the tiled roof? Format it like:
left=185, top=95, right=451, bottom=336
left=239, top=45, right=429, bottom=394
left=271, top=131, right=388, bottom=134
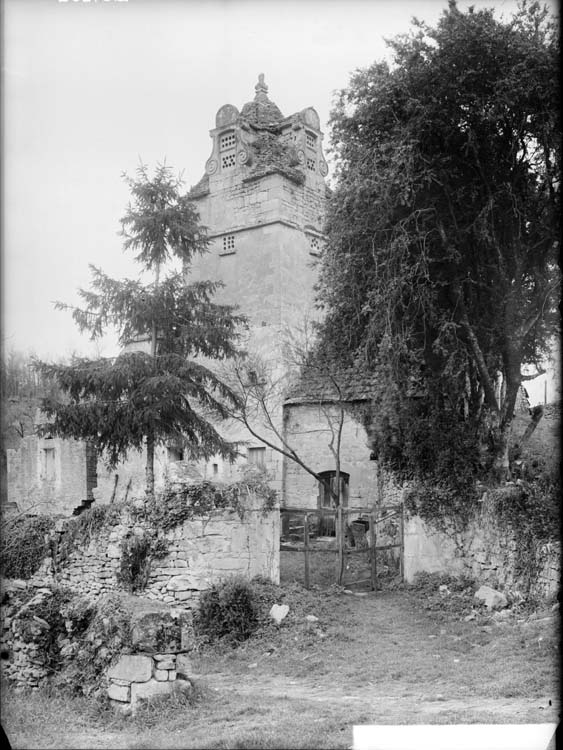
left=284, top=364, right=378, bottom=405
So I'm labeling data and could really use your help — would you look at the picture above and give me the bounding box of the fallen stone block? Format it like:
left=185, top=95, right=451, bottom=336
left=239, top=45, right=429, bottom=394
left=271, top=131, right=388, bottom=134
left=107, top=655, right=152, bottom=683
left=176, top=653, right=193, bottom=679
left=107, top=682, right=130, bottom=702
left=474, top=585, right=508, bottom=610
left=269, top=604, right=289, bottom=625
left=130, top=677, right=176, bottom=709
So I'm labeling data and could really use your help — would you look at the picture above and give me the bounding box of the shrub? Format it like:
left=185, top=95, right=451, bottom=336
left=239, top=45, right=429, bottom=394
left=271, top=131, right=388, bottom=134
left=116, top=533, right=152, bottom=592
left=0, top=515, right=55, bottom=579
left=195, top=576, right=260, bottom=644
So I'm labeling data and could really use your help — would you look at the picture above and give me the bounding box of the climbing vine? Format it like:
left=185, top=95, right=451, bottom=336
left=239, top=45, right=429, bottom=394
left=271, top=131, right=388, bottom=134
left=136, top=470, right=278, bottom=532
left=0, top=515, right=55, bottom=579
left=488, top=463, right=560, bottom=597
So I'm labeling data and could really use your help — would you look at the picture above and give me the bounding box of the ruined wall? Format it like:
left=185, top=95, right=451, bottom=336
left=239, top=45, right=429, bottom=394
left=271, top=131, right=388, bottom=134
left=24, top=493, right=279, bottom=606
left=401, top=497, right=560, bottom=600
left=282, top=402, right=379, bottom=508
left=6, top=435, right=98, bottom=516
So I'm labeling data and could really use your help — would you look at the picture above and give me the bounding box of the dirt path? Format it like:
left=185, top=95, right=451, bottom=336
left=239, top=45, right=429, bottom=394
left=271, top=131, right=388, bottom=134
left=202, top=669, right=559, bottom=723
left=194, top=589, right=560, bottom=726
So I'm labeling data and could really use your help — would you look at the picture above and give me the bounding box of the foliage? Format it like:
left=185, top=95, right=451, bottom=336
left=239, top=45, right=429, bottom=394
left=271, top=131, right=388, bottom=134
left=489, top=465, right=560, bottom=595
left=139, top=470, right=278, bottom=532
left=116, top=533, right=153, bottom=592
left=35, top=163, right=246, bottom=495
left=14, top=587, right=95, bottom=677
left=54, top=504, right=122, bottom=565
left=1, top=350, right=61, bottom=448
left=195, top=576, right=261, bottom=644
left=0, top=515, right=55, bottom=579
left=318, top=1, right=560, bottom=488
left=116, top=530, right=169, bottom=592
left=52, top=592, right=134, bottom=696
left=406, top=571, right=485, bottom=621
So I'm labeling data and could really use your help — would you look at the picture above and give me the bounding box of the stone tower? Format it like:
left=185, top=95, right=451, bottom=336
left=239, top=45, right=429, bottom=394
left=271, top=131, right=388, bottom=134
left=189, top=74, right=329, bottom=357
left=188, top=75, right=330, bottom=485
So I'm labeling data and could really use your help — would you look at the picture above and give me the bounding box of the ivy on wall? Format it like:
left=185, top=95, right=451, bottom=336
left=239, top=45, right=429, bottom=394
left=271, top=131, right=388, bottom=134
left=4, top=470, right=278, bottom=598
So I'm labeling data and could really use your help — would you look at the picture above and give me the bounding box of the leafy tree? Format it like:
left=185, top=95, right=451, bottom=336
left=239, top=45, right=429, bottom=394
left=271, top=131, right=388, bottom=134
left=1, top=350, right=59, bottom=447
left=36, top=164, right=246, bottom=496
left=317, top=1, right=560, bottom=494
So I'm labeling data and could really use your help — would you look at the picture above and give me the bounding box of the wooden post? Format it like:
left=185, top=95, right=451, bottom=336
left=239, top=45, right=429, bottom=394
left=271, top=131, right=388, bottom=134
left=399, top=503, right=404, bottom=582
left=337, top=506, right=344, bottom=586
left=303, top=513, right=310, bottom=590
left=369, top=510, right=377, bottom=591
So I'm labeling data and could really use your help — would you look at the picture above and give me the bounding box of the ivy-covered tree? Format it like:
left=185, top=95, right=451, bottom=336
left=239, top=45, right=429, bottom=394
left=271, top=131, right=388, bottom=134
left=36, top=164, right=246, bottom=496
left=317, top=1, right=560, bottom=494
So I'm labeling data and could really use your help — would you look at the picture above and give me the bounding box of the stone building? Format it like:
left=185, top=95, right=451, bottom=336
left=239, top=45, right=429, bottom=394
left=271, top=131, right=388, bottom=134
left=282, top=365, right=379, bottom=512
left=4, top=75, right=334, bottom=514
left=186, top=74, right=332, bottom=492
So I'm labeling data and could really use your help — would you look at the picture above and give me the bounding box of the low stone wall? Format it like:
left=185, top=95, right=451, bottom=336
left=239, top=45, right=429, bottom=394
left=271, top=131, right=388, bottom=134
left=25, top=492, right=279, bottom=606
left=107, top=652, right=193, bottom=712
left=0, top=582, right=197, bottom=706
left=403, top=502, right=560, bottom=601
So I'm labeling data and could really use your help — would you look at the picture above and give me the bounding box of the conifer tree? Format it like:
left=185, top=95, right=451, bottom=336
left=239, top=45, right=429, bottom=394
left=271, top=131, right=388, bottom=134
left=37, top=164, right=245, bottom=496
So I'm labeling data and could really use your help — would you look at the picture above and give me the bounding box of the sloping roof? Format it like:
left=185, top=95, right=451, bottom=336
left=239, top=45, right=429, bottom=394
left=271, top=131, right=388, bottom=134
left=284, top=364, right=378, bottom=406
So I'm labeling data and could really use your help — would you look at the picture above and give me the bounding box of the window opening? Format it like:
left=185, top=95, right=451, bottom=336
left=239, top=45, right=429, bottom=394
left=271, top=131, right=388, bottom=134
left=212, top=463, right=219, bottom=476
left=306, top=158, right=316, bottom=172
left=167, top=446, right=184, bottom=462
left=309, top=236, right=321, bottom=256
left=247, top=447, right=266, bottom=467
left=220, top=132, right=236, bottom=151
left=221, top=152, right=236, bottom=169
left=317, top=470, right=349, bottom=536
left=221, top=235, right=235, bottom=254
left=306, top=131, right=317, bottom=149
left=42, top=447, right=56, bottom=480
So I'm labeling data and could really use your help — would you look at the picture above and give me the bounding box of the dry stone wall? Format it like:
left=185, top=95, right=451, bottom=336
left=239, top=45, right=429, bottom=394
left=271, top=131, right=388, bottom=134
left=398, top=484, right=560, bottom=601
left=40, top=495, right=279, bottom=605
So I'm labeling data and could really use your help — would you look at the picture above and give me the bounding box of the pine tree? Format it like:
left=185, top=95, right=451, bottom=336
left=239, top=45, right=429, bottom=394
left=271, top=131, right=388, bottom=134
left=36, top=164, right=246, bottom=496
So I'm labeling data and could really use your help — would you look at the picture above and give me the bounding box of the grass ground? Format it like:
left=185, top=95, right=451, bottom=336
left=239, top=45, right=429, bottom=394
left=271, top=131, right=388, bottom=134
left=1, top=571, right=559, bottom=749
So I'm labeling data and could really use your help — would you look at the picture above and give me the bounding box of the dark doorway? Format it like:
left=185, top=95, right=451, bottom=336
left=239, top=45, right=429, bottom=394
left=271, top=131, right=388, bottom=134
left=317, top=470, right=349, bottom=536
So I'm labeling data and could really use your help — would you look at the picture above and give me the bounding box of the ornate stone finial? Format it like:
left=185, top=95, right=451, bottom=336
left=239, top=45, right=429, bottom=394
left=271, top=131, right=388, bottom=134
left=255, top=73, right=269, bottom=100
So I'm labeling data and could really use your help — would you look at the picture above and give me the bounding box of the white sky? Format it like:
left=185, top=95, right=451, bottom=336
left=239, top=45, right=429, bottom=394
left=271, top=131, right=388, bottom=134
left=2, top=0, right=558, bottom=402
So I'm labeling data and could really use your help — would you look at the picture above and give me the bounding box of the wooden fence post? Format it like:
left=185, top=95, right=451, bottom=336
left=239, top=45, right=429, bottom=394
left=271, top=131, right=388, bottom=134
left=369, top=510, right=377, bottom=591
left=399, top=503, right=404, bottom=582
left=303, top=513, right=310, bottom=590
left=337, top=506, right=344, bottom=586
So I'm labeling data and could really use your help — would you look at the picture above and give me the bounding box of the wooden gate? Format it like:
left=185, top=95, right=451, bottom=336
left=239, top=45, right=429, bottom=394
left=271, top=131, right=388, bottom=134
left=280, top=504, right=404, bottom=590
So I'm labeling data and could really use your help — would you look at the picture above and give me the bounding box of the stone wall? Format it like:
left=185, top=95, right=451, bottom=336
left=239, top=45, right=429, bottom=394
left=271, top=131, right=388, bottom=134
left=282, top=402, right=379, bottom=509
left=6, top=435, right=96, bottom=516
left=0, top=583, right=196, bottom=706
left=28, top=493, right=279, bottom=606
left=401, top=493, right=560, bottom=600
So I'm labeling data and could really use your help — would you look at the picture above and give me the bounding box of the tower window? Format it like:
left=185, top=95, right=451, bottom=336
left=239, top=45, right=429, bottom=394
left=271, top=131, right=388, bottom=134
left=306, top=131, right=317, bottom=149
left=221, top=153, right=236, bottom=169
left=221, top=235, right=236, bottom=254
left=309, top=236, right=321, bottom=256
left=307, top=158, right=316, bottom=172
left=220, top=132, right=236, bottom=151
left=220, top=131, right=236, bottom=170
